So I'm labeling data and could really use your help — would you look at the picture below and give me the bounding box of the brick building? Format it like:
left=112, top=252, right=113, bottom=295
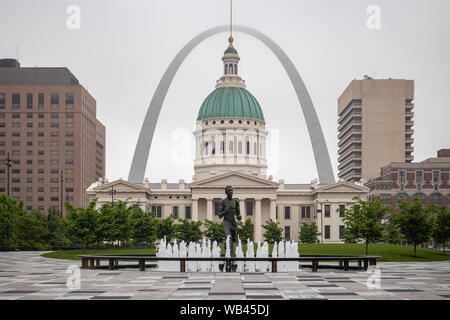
left=366, top=149, right=450, bottom=208
left=0, top=59, right=105, bottom=214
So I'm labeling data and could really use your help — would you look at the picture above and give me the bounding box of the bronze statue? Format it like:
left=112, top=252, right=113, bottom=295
left=218, top=186, right=242, bottom=257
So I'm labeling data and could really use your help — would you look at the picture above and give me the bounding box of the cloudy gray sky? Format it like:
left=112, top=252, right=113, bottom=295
left=1, top=0, right=449, bottom=184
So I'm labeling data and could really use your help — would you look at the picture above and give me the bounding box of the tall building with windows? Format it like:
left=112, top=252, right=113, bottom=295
left=0, top=59, right=105, bottom=214
left=338, top=77, right=415, bottom=182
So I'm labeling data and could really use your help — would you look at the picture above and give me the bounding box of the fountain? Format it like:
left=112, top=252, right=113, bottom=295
left=235, top=237, right=245, bottom=272
left=155, top=237, right=301, bottom=272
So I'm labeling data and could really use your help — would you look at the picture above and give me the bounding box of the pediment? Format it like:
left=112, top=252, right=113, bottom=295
left=94, top=179, right=147, bottom=192
left=317, top=181, right=369, bottom=193
left=190, top=171, right=279, bottom=189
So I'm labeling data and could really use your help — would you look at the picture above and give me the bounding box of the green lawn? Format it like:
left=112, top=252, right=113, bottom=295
left=297, top=244, right=450, bottom=262
left=41, top=244, right=450, bottom=262
left=41, top=248, right=156, bottom=260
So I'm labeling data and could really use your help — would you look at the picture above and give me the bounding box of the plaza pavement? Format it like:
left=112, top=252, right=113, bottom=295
left=0, top=251, right=450, bottom=300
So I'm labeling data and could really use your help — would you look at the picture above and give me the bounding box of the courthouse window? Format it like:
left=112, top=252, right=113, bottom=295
left=214, top=200, right=220, bottom=216
left=172, top=206, right=179, bottom=218
left=284, top=206, right=291, bottom=219
left=339, top=205, right=345, bottom=217
left=246, top=201, right=253, bottom=216
left=185, top=206, right=191, bottom=219
left=325, top=225, right=330, bottom=239
left=151, top=205, right=162, bottom=218
left=302, top=206, right=311, bottom=219
left=325, top=205, right=331, bottom=217
left=285, top=226, right=291, bottom=241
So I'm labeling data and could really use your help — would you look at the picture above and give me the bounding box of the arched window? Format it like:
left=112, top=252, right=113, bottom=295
left=246, top=141, right=250, bottom=155
left=396, top=193, right=408, bottom=201
left=212, top=141, right=216, bottom=155
left=229, top=141, right=234, bottom=153
left=220, top=141, right=224, bottom=154
left=238, top=141, right=243, bottom=154
left=430, top=193, right=443, bottom=200
left=254, top=142, right=257, bottom=155
left=205, top=142, right=208, bottom=155
left=224, top=64, right=228, bottom=74
left=413, top=193, right=426, bottom=200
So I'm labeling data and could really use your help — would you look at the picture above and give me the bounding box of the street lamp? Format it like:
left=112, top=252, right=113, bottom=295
left=4, top=152, right=12, bottom=197
left=316, top=200, right=323, bottom=244
left=109, top=187, right=117, bottom=206
left=64, top=191, right=71, bottom=217
left=60, top=170, right=64, bottom=218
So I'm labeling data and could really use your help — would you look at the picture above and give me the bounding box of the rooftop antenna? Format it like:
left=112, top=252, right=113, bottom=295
left=230, top=0, right=233, bottom=38
left=16, top=45, right=19, bottom=62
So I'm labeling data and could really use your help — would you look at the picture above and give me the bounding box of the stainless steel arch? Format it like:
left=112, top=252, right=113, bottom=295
left=128, top=25, right=335, bottom=184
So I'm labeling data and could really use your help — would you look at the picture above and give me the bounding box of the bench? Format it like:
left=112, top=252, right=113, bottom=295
left=78, top=254, right=381, bottom=273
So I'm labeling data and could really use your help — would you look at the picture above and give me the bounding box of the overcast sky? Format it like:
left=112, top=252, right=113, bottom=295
left=1, top=0, right=449, bottom=184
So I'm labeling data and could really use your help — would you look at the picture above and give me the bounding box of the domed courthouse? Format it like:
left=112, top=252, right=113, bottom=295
left=88, top=37, right=369, bottom=243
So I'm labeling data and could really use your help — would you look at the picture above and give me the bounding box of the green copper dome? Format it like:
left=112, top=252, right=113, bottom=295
left=224, top=46, right=238, bottom=55
left=197, top=87, right=264, bottom=121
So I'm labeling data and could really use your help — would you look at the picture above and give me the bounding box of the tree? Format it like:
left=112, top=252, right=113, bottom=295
left=342, top=197, right=390, bottom=255
left=262, top=219, right=282, bottom=243
left=430, top=206, right=450, bottom=255
left=15, top=209, right=50, bottom=249
left=298, top=222, right=320, bottom=244
left=99, top=201, right=130, bottom=246
left=0, top=194, right=26, bottom=247
left=47, top=207, right=71, bottom=247
left=156, top=215, right=177, bottom=242
left=66, top=201, right=98, bottom=251
left=127, top=205, right=158, bottom=247
left=238, top=218, right=254, bottom=242
left=203, top=220, right=225, bottom=244
left=393, top=199, right=433, bottom=257
left=382, top=218, right=404, bottom=245
left=175, top=218, right=203, bottom=243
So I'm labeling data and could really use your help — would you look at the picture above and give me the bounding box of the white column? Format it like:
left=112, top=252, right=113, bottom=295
left=192, top=200, right=198, bottom=222
left=255, top=199, right=262, bottom=243
left=207, top=199, right=213, bottom=221
left=240, top=199, right=246, bottom=221
left=270, top=199, right=276, bottom=221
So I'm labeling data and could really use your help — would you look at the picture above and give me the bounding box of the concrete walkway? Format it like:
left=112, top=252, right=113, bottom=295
left=0, top=251, right=449, bottom=300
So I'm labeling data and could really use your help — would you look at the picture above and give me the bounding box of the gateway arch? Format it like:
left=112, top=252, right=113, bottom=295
left=128, top=25, right=335, bottom=185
